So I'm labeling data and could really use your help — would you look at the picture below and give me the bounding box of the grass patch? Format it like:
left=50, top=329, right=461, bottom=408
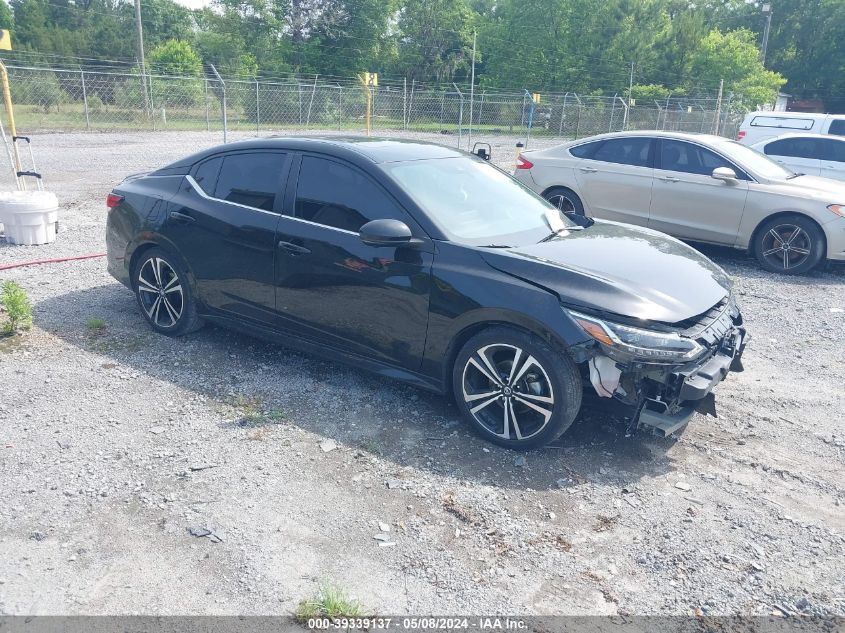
left=227, top=394, right=287, bottom=426
left=1, top=281, right=33, bottom=335
left=359, top=438, right=383, bottom=455
left=85, top=317, right=107, bottom=332
left=295, top=584, right=363, bottom=623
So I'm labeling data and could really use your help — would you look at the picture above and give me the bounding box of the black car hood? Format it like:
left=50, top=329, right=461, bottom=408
left=480, top=221, right=732, bottom=324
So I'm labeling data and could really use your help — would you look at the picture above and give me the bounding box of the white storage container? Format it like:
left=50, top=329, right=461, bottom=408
left=0, top=191, right=59, bottom=245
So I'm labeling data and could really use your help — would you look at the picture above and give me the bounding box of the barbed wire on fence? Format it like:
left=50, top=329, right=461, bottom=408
left=1, top=64, right=743, bottom=144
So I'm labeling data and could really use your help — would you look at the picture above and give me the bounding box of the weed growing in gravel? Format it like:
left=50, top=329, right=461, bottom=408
left=1, top=281, right=33, bottom=335
left=295, top=584, right=363, bottom=621
left=359, top=438, right=383, bottom=455
left=85, top=317, right=107, bottom=332
left=228, top=394, right=288, bottom=426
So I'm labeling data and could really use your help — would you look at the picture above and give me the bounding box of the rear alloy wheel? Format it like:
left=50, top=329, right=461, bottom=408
left=133, top=247, right=202, bottom=336
left=754, top=214, right=825, bottom=274
left=453, top=327, right=582, bottom=450
left=543, top=187, right=584, bottom=216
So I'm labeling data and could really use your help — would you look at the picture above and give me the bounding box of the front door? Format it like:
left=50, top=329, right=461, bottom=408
left=819, top=138, right=845, bottom=182
left=649, top=139, right=749, bottom=245
left=763, top=137, right=822, bottom=176
left=574, top=136, right=655, bottom=226
left=273, top=154, right=432, bottom=371
left=164, top=150, right=290, bottom=324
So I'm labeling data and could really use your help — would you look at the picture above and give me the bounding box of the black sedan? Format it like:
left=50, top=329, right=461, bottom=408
left=106, top=137, right=747, bottom=450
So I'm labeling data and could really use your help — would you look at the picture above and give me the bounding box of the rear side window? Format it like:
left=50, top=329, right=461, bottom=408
left=569, top=141, right=601, bottom=159
left=591, top=138, right=652, bottom=167
left=750, top=115, right=814, bottom=131
left=829, top=119, right=845, bottom=136
left=295, top=156, right=406, bottom=233
left=659, top=139, right=745, bottom=178
left=820, top=139, right=845, bottom=162
left=194, top=157, right=222, bottom=195
left=214, top=152, right=286, bottom=211
left=765, top=137, right=821, bottom=159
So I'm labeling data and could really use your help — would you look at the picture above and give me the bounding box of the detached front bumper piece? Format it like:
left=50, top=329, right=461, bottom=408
left=636, top=325, right=749, bottom=437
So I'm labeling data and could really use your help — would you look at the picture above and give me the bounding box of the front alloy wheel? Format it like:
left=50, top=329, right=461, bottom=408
left=453, top=327, right=582, bottom=450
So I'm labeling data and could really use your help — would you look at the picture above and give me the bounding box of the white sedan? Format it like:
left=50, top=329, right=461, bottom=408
left=512, top=131, right=845, bottom=274
left=751, top=133, right=845, bottom=182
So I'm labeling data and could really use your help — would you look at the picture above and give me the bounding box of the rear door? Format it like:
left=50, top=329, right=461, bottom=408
left=762, top=137, right=823, bottom=176
left=819, top=138, right=845, bottom=182
left=573, top=136, right=655, bottom=226
left=165, top=150, right=290, bottom=324
left=272, top=154, right=433, bottom=371
left=648, top=138, right=749, bottom=245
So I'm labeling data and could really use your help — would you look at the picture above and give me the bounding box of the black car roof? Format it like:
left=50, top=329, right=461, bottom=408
left=159, top=136, right=465, bottom=171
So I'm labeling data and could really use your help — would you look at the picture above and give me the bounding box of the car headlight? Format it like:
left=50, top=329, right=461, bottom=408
left=570, top=311, right=704, bottom=363
left=827, top=204, right=845, bottom=218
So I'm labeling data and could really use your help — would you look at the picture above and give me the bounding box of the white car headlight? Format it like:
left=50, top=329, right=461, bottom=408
left=570, top=311, right=704, bottom=363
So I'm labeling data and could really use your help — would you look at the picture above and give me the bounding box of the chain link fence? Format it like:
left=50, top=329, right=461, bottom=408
left=3, top=64, right=743, bottom=143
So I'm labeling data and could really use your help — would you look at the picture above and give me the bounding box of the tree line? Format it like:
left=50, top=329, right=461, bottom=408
left=0, top=0, right=842, bottom=111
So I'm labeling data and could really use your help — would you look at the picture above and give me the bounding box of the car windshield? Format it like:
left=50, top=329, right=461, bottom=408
left=385, top=156, right=576, bottom=246
left=714, top=139, right=797, bottom=179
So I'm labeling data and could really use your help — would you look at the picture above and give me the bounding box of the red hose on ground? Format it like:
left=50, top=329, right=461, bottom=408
left=0, top=252, right=106, bottom=271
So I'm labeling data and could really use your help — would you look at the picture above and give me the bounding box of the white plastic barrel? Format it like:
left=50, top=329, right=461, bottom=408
left=0, top=191, right=59, bottom=246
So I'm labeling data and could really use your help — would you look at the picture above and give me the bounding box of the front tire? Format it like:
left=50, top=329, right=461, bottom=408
left=753, top=214, right=825, bottom=274
left=452, top=327, right=582, bottom=450
left=132, top=247, right=203, bottom=336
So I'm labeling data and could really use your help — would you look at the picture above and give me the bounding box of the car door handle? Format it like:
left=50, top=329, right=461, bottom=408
left=659, top=176, right=680, bottom=183
left=579, top=167, right=598, bottom=173
left=277, top=240, right=311, bottom=255
left=169, top=211, right=195, bottom=223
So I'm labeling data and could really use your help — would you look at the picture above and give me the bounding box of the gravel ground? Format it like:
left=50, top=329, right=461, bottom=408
left=1, top=130, right=844, bottom=617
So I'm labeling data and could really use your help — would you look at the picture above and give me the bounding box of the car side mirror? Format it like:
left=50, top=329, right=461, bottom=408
left=359, top=219, right=414, bottom=247
left=712, top=167, right=738, bottom=182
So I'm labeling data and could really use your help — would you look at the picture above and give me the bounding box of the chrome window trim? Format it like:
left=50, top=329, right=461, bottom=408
left=185, top=174, right=281, bottom=217
left=186, top=174, right=361, bottom=237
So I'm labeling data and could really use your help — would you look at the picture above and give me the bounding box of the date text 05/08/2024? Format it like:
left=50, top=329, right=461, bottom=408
left=305, top=617, right=528, bottom=630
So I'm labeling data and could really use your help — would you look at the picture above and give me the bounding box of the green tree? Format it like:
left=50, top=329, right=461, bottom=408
left=687, top=28, right=786, bottom=109
left=0, top=0, right=14, bottom=30
left=148, top=39, right=202, bottom=76
left=396, top=0, right=475, bottom=82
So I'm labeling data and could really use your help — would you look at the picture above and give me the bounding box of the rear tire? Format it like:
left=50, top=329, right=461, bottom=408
left=452, top=327, right=582, bottom=450
left=132, top=247, right=203, bottom=336
left=753, top=214, right=825, bottom=274
left=543, top=187, right=585, bottom=216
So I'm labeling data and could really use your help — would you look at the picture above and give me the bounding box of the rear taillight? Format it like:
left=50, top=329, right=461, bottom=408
left=736, top=130, right=746, bottom=141
left=516, top=156, right=534, bottom=169
left=106, top=193, right=124, bottom=209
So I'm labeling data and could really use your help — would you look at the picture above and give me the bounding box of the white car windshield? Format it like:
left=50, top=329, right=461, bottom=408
left=715, top=139, right=797, bottom=180
left=386, top=156, right=575, bottom=246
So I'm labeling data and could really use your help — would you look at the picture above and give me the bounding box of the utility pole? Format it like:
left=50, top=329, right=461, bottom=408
left=761, top=3, right=773, bottom=66
left=134, top=0, right=149, bottom=116
left=713, top=78, right=724, bottom=135
left=468, top=30, right=476, bottom=151
left=623, top=60, right=634, bottom=130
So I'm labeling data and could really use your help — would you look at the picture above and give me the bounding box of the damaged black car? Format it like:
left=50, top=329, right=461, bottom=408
left=106, top=137, right=747, bottom=450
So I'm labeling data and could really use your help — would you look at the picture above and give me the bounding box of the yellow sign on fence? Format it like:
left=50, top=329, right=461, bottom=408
left=532, top=92, right=541, bottom=104
left=0, top=30, right=12, bottom=51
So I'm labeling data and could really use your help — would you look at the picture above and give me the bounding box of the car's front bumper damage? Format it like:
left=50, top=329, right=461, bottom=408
left=584, top=300, right=749, bottom=437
